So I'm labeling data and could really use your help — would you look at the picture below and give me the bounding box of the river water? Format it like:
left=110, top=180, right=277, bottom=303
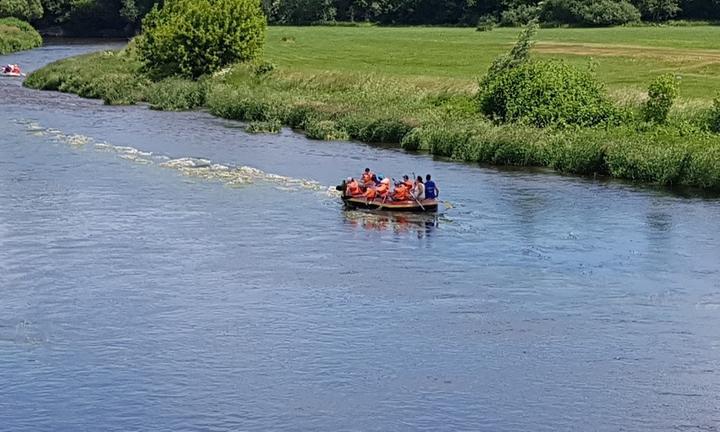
left=1, top=42, right=719, bottom=431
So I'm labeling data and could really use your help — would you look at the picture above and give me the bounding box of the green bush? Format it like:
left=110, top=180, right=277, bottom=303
left=356, top=118, right=413, bottom=143
left=0, top=0, right=42, bottom=21
left=708, top=95, right=720, bottom=133
left=685, top=140, right=720, bottom=189
left=138, top=0, right=266, bottom=79
left=206, top=85, right=285, bottom=121
left=605, top=129, right=689, bottom=185
left=499, top=5, right=540, bottom=26
left=546, top=128, right=609, bottom=174
left=0, top=17, right=42, bottom=54
left=146, top=78, right=207, bottom=110
left=576, top=0, right=641, bottom=26
left=246, top=119, right=282, bottom=133
left=476, top=14, right=496, bottom=31
left=541, top=0, right=640, bottom=26
left=479, top=59, right=618, bottom=127
left=305, top=119, right=349, bottom=141
left=642, top=73, right=679, bottom=124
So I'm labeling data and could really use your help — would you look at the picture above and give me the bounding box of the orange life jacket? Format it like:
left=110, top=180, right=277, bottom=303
left=377, top=183, right=389, bottom=197
left=364, top=188, right=377, bottom=200
left=361, top=172, right=374, bottom=184
left=347, top=180, right=362, bottom=196
left=393, top=184, right=409, bottom=201
left=404, top=180, right=413, bottom=189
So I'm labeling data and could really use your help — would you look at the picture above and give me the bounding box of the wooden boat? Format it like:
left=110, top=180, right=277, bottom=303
left=342, top=195, right=439, bottom=212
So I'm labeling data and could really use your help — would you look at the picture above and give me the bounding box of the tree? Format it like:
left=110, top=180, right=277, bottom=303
left=138, top=0, right=266, bottom=79
left=0, top=0, right=43, bottom=20
left=633, top=0, right=680, bottom=21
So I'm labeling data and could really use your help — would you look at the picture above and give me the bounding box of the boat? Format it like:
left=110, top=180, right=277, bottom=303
left=337, top=180, right=439, bottom=212
left=1, top=71, right=25, bottom=77
left=342, top=195, right=439, bottom=212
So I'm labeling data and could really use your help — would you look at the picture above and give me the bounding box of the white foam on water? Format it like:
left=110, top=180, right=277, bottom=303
left=25, top=122, right=336, bottom=196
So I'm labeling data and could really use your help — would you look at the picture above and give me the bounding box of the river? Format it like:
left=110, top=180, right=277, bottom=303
left=1, top=42, right=719, bottom=431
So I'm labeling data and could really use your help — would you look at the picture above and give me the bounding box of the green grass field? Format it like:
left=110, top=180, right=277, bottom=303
left=265, top=26, right=720, bottom=101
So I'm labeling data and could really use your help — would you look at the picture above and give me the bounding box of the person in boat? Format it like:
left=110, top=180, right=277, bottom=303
left=345, top=177, right=363, bottom=196
left=10, top=64, right=21, bottom=74
left=361, top=168, right=375, bottom=187
left=402, top=175, right=413, bottom=189
left=3, top=65, right=11, bottom=73
left=377, top=177, right=391, bottom=198
left=425, top=174, right=439, bottom=200
left=412, top=176, right=425, bottom=200
left=392, top=181, right=410, bottom=201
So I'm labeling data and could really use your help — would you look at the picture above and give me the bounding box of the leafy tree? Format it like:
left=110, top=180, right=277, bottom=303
left=633, top=0, right=680, bottom=21
left=267, top=0, right=335, bottom=24
left=138, top=0, right=266, bottom=79
left=0, top=0, right=43, bottom=20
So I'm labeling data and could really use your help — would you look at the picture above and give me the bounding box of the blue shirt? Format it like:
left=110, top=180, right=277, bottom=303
left=425, top=180, right=436, bottom=199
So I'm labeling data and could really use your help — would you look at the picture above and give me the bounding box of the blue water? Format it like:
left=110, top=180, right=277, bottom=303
left=1, top=43, right=719, bottom=431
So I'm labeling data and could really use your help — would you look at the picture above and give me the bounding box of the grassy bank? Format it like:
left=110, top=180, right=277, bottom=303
left=24, top=26, right=720, bottom=190
left=0, top=18, right=42, bottom=55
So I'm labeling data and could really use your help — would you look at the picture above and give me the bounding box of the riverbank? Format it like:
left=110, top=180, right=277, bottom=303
left=0, top=18, right=42, bottom=55
left=24, top=26, right=720, bottom=190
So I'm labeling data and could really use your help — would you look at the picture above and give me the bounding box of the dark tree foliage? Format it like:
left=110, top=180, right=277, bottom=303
left=21, top=0, right=720, bottom=36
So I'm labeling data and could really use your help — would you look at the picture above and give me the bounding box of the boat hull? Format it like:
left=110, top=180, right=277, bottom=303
left=342, top=196, right=438, bottom=212
left=1, top=72, right=24, bottom=77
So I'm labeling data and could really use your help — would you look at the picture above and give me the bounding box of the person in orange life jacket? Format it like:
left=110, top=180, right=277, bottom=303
left=402, top=175, right=413, bottom=189
left=424, top=174, right=439, bottom=199
left=345, top=177, right=362, bottom=196
left=11, top=64, right=20, bottom=74
left=392, top=181, right=410, bottom=201
left=376, top=177, right=391, bottom=198
left=361, top=168, right=375, bottom=186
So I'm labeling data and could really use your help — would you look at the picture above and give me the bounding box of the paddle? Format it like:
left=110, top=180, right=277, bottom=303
left=410, top=172, right=426, bottom=211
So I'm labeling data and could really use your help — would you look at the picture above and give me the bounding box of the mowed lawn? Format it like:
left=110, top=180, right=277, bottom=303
left=265, top=26, right=720, bottom=101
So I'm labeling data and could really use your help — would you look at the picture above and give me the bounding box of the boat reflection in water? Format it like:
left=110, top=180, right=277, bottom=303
left=342, top=210, right=439, bottom=238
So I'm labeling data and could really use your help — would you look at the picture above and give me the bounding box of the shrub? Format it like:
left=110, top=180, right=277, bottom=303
left=576, top=0, right=641, bottom=26
left=253, top=60, right=276, bottom=76
left=708, top=95, right=720, bottom=133
left=137, top=0, right=266, bottom=79
left=634, top=0, right=681, bottom=22
left=356, top=118, right=412, bottom=143
left=476, top=14, right=496, bottom=31
left=206, top=85, right=284, bottom=121
left=305, top=119, right=349, bottom=141
left=146, top=78, right=207, bottom=110
left=284, top=104, right=317, bottom=129
left=541, top=0, right=640, bottom=26
left=0, top=17, right=42, bottom=55
left=479, top=59, right=618, bottom=127
left=642, top=74, right=679, bottom=124
left=499, top=4, right=540, bottom=26
left=246, top=119, right=282, bottom=134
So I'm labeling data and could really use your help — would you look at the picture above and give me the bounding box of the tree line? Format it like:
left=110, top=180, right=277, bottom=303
left=1, top=0, right=719, bottom=35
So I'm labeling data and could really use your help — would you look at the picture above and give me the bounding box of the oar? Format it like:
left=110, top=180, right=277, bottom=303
left=410, top=171, right=426, bottom=211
